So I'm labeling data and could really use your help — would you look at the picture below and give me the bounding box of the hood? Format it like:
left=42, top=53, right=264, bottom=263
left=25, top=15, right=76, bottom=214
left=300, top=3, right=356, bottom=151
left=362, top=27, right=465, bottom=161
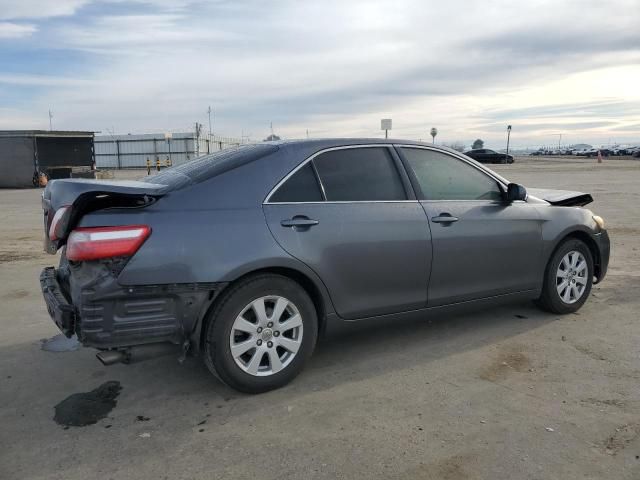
left=527, top=188, right=593, bottom=207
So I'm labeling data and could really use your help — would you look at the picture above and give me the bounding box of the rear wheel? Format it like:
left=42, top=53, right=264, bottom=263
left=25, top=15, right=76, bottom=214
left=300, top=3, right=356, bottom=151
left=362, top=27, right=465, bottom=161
left=536, top=238, right=593, bottom=314
left=203, top=274, right=318, bottom=393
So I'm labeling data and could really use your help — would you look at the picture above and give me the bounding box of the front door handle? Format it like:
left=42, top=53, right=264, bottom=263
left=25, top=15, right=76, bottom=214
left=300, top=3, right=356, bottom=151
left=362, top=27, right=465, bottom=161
left=431, top=213, right=459, bottom=224
left=281, top=216, right=319, bottom=228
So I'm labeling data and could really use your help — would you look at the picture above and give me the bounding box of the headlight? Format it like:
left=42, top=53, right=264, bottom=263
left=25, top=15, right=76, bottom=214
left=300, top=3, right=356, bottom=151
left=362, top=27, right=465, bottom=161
left=592, top=215, right=605, bottom=230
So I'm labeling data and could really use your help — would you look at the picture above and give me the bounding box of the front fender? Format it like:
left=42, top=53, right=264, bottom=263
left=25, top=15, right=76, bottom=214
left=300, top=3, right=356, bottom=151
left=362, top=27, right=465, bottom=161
left=538, top=205, right=604, bottom=277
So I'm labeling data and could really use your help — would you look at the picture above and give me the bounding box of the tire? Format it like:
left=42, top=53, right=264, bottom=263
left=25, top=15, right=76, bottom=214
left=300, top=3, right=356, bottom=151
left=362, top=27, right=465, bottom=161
left=536, top=238, right=594, bottom=314
left=203, top=274, right=318, bottom=393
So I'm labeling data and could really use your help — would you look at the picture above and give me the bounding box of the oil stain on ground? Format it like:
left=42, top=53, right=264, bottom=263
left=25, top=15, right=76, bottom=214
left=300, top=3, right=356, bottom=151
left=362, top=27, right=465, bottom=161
left=1, top=289, right=29, bottom=300
left=478, top=347, right=531, bottom=382
left=54, top=381, right=122, bottom=427
left=0, top=252, right=40, bottom=264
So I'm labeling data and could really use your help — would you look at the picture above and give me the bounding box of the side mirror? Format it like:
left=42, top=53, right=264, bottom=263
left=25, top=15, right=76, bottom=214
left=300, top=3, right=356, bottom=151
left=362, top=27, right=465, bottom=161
left=506, top=183, right=527, bottom=202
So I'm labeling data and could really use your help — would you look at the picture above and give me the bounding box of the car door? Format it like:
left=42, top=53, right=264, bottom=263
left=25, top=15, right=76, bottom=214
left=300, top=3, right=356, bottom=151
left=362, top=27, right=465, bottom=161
left=474, top=149, right=487, bottom=162
left=263, top=145, right=432, bottom=320
left=397, top=146, right=543, bottom=307
left=481, top=149, right=497, bottom=163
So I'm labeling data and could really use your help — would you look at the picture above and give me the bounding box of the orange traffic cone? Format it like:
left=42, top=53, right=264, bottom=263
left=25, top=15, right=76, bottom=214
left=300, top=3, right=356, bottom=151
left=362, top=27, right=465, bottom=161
left=597, top=150, right=603, bottom=163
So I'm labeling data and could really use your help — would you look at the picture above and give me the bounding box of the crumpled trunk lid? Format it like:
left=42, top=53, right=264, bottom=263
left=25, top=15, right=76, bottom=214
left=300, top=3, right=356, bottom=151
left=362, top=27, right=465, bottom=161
left=42, top=178, right=167, bottom=253
left=526, top=188, right=593, bottom=207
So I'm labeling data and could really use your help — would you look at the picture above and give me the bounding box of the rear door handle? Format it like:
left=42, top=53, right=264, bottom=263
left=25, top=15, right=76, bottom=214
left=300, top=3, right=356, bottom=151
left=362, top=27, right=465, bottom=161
left=281, top=217, right=319, bottom=228
left=431, top=213, right=459, bottom=224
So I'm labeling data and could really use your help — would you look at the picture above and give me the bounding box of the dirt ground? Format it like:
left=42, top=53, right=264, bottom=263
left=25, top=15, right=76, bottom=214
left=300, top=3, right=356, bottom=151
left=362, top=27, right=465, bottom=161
left=1, top=156, right=639, bottom=480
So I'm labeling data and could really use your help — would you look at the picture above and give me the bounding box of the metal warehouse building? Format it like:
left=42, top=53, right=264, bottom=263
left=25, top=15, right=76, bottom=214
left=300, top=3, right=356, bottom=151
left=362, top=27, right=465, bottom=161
left=94, top=133, right=244, bottom=169
left=0, top=130, right=95, bottom=188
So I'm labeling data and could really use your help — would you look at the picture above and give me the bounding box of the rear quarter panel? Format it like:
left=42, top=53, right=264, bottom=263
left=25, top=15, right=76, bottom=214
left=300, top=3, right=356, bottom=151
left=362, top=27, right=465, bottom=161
left=76, top=159, right=336, bottom=314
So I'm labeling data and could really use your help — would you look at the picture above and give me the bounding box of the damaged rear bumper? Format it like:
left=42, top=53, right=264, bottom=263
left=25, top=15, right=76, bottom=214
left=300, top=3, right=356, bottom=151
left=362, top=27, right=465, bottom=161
left=40, top=261, right=226, bottom=351
left=40, top=267, right=76, bottom=338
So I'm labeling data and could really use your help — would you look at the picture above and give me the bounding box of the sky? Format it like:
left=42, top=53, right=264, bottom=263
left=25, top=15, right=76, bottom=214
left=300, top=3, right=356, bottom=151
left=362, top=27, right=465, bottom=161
left=0, top=0, right=639, bottom=149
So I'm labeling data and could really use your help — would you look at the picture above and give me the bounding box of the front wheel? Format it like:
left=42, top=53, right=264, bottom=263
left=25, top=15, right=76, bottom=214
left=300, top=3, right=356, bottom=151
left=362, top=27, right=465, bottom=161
left=203, top=274, right=318, bottom=393
left=536, top=238, right=594, bottom=314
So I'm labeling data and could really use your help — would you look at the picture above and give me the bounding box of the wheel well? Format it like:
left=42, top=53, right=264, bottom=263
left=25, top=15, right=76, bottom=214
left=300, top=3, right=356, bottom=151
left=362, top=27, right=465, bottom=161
left=556, top=230, right=601, bottom=279
left=196, top=267, right=327, bottom=352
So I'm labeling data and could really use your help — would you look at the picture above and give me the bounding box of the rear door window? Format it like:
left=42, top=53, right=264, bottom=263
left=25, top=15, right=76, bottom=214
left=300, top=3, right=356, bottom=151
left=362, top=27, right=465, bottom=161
left=313, top=147, right=407, bottom=201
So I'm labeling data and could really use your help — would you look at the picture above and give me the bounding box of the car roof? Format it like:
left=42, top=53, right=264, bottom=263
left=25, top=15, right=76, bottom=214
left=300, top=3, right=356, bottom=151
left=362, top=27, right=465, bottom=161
left=268, top=138, right=465, bottom=157
left=168, top=138, right=512, bottom=208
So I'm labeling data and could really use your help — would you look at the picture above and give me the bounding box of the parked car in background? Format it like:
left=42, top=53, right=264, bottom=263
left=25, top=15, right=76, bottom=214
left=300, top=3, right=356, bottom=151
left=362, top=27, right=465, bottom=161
left=40, top=139, right=609, bottom=393
left=464, top=148, right=514, bottom=164
left=611, top=146, right=623, bottom=155
left=577, top=148, right=609, bottom=157
left=613, top=146, right=634, bottom=155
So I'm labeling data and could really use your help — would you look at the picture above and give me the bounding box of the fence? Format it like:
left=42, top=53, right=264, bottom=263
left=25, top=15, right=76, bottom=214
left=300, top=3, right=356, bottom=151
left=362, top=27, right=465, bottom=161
left=95, top=133, right=244, bottom=169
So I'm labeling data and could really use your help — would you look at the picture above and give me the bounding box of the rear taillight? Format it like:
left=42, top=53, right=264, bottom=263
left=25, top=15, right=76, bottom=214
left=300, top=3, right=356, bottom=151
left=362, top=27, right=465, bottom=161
left=66, top=225, right=151, bottom=262
left=49, top=206, right=70, bottom=241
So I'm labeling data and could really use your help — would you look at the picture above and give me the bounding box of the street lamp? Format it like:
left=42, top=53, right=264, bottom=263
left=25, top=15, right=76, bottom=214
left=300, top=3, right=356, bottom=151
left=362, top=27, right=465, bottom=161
left=506, top=125, right=512, bottom=156
left=164, top=132, right=172, bottom=166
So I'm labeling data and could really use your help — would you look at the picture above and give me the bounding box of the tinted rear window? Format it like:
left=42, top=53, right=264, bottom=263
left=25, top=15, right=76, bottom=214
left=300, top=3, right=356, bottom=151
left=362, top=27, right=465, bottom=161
left=141, top=144, right=279, bottom=189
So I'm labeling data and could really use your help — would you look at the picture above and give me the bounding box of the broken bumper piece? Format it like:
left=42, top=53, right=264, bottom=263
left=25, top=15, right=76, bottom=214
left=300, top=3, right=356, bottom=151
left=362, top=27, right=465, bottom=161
left=40, top=266, right=76, bottom=338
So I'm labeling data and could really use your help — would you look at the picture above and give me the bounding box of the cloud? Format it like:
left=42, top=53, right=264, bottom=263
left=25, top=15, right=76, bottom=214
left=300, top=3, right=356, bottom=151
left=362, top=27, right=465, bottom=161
left=0, top=22, right=37, bottom=39
left=0, top=73, right=90, bottom=86
left=2, top=0, right=640, bottom=146
left=0, top=1, right=90, bottom=20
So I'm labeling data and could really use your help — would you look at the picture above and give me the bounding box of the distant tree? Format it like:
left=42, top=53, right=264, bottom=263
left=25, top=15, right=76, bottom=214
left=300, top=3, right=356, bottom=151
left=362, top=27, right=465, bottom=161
left=264, top=134, right=281, bottom=141
left=443, top=141, right=466, bottom=152
left=472, top=138, right=484, bottom=149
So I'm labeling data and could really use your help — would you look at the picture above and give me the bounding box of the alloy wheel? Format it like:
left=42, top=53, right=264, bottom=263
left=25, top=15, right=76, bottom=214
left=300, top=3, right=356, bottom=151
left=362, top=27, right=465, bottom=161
left=229, top=296, right=303, bottom=376
left=556, top=250, right=588, bottom=304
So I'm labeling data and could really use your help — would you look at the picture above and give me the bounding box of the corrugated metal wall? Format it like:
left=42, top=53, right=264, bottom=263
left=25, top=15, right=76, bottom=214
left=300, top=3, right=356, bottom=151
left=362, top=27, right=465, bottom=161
left=95, top=133, right=244, bottom=168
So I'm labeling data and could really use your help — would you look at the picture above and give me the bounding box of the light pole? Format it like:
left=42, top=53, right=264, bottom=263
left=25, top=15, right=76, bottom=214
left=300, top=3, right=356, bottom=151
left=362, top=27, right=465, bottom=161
left=165, top=132, right=172, bottom=166
left=207, top=106, right=213, bottom=138
left=430, top=127, right=438, bottom=144
left=506, top=125, right=512, bottom=156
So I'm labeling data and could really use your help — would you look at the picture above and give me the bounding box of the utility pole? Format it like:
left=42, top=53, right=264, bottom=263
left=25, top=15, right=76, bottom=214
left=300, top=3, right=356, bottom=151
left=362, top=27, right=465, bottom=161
left=207, top=106, right=213, bottom=138
left=48, top=110, right=53, bottom=130
left=270, top=121, right=274, bottom=137
left=506, top=125, right=512, bottom=155
left=195, top=122, right=202, bottom=156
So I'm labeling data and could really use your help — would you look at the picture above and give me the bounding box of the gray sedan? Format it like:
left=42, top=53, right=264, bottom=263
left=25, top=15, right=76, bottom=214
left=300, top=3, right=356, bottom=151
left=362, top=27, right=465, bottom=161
left=40, top=139, right=610, bottom=393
